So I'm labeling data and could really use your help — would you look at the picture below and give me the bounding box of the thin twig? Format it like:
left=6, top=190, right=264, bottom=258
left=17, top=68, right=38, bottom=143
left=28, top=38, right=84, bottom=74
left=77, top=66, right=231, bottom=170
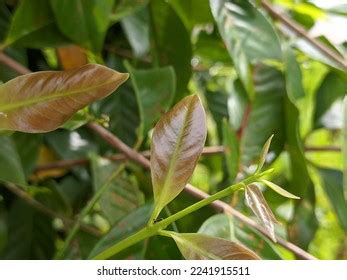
left=261, top=0, right=347, bottom=69
left=0, top=52, right=31, bottom=75
left=34, top=146, right=225, bottom=173
left=87, top=122, right=317, bottom=260
left=0, top=49, right=317, bottom=260
left=2, top=183, right=101, bottom=237
left=305, top=146, right=341, bottom=152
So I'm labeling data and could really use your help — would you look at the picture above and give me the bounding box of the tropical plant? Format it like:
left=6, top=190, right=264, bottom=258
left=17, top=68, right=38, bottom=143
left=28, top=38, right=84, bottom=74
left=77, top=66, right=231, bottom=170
left=0, top=0, right=346, bottom=260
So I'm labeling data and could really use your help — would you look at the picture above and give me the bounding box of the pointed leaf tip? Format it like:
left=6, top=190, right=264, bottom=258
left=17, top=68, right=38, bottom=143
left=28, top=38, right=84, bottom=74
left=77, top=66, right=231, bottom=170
left=256, top=134, right=274, bottom=173
left=150, top=95, right=207, bottom=220
left=261, top=179, right=300, bottom=199
left=0, top=64, right=129, bottom=133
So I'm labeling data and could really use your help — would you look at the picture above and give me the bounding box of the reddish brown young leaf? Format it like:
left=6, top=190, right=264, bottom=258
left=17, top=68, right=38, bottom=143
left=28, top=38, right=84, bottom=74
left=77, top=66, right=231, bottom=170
left=245, top=184, right=278, bottom=242
left=150, top=95, right=206, bottom=220
left=169, top=232, right=260, bottom=260
left=0, top=64, right=128, bottom=133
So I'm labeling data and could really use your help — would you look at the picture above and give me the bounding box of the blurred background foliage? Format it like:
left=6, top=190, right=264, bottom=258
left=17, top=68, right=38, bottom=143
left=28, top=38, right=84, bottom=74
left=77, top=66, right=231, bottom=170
left=0, top=0, right=346, bottom=260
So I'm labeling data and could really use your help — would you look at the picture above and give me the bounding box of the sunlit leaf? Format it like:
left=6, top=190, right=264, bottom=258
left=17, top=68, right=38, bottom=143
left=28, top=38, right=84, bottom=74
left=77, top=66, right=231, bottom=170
left=167, top=232, right=260, bottom=260
left=255, top=134, right=274, bottom=173
left=150, top=95, right=206, bottom=220
left=245, top=184, right=278, bottom=242
left=260, top=179, right=300, bottom=200
left=0, top=64, right=128, bottom=133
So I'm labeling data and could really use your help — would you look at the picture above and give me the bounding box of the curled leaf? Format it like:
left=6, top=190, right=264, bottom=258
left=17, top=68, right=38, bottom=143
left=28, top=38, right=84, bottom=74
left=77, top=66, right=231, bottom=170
left=245, top=184, right=278, bottom=242
left=256, top=134, right=274, bottom=173
left=150, top=95, right=207, bottom=220
left=168, top=232, right=260, bottom=260
left=261, top=179, right=300, bottom=199
left=0, top=64, right=129, bottom=133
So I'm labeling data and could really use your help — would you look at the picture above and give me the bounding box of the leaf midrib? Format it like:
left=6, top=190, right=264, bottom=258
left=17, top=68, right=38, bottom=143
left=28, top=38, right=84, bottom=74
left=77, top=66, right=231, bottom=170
left=156, top=99, right=194, bottom=206
left=0, top=75, right=118, bottom=113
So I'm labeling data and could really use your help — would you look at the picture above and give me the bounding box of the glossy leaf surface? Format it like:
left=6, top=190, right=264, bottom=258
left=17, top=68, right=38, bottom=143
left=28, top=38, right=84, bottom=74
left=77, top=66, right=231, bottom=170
left=126, top=62, right=176, bottom=134
left=169, top=232, right=260, bottom=260
left=150, top=95, right=206, bottom=219
left=5, top=0, right=66, bottom=48
left=0, top=64, right=128, bottom=133
left=245, top=184, right=278, bottom=242
left=50, top=0, right=114, bottom=52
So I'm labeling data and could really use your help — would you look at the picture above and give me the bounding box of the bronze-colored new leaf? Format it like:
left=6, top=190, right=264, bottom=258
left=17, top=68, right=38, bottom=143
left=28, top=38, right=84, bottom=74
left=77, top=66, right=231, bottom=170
left=150, top=95, right=206, bottom=220
left=0, top=64, right=129, bottom=133
left=169, top=232, right=260, bottom=260
left=245, top=184, right=278, bottom=242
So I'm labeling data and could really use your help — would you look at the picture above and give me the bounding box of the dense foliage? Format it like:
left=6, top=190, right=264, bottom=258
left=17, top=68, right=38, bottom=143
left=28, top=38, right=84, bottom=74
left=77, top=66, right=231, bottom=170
left=0, top=0, right=346, bottom=260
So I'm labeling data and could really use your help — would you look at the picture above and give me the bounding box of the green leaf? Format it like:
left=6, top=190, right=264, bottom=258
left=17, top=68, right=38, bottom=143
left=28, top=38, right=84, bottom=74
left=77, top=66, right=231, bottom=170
left=227, top=79, right=249, bottom=130
left=12, top=133, right=42, bottom=177
left=90, top=154, right=144, bottom=225
left=2, top=199, right=55, bottom=259
left=125, top=62, right=176, bottom=134
left=110, top=0, right=149, bottom=22
left=150, top=0, right=192, bottom=101
left=313, top=71, right=347, bottom=128
left=284, top=46, right=305, bottom=103
left=210, top=0, right=282, bottom=96
left=88, top=204, right=152, bottom=259
left=150, top=95, right=207, bottom=220
left=198, top=213, right=235, bottom=240
left=245, top=184, right=278, bottom=242
left=169, top=0, right=213, bottom=31
left=255, top=134, right=274, bottom=173
left=0, top=136, right=25, bottom=185
left=199, top=214, right=283, bottom=259
left=260, top=179, right=300, bottom=200
left=94, top=82, right=142, bottom=148
left=285, top=97, right=318, bottom=249
left=5, top=0, right=67, bottom=48
left=121, top=7, right=150, bottom=58
left=222, top=119, right=239, bottom=182
left=241, top=65, right=286, bottom=165
left=166, top=232, right=260, bottom=260
left=0, top=64, right=129, bottom=133
left=0, top=0, right=11, bottom=41
left=50, top=0, right=114, bottom=53
left=318, top=168, right=347, bottom=230
left=344, top=96, right=347, bottom=201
